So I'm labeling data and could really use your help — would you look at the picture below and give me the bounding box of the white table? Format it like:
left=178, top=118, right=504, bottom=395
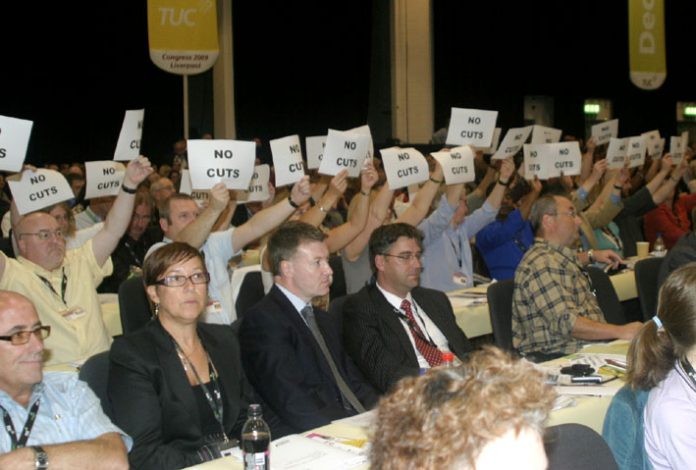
left=450, top=271, right=638, bottom=339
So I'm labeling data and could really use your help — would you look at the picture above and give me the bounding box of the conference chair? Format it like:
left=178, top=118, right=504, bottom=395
left=545, top=423, right=618, bottom=470
left=328, top=255, right=347, bottom=299
left=602, top=385, right=650, bottom=470
left=328, top=295, right=348, bottom=337
left=117, top=275, right=152, bottom=335
left=634, top=257, right=663, bottom=321
left=234, top=270, right=266, bottom=319
left=486, top=280, right=514, bottom=351
left=79, top=351, right=113, bottom=419
left=585, top=267, right=628, bottom=325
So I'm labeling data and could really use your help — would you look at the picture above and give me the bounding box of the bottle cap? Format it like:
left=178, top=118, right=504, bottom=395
left=441, top=352, right=455, bottom=362
left=248, top=403, right=262, bottom=416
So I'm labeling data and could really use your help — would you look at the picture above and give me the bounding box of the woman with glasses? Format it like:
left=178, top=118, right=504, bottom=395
left=625, top=262, right=696, bottom=469
left=108, top=242, right=281, bottom=469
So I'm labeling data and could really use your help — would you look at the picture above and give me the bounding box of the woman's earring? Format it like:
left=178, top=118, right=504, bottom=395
left=154, top=303, right=160, bottom=317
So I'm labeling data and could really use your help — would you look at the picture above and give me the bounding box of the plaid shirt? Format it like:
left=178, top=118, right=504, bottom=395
left=512, top=238, right=604, bottom=355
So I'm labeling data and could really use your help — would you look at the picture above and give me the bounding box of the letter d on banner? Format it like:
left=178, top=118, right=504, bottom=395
left=628, top=0, right=666, bottom=90
left=147, top=0, right=219, bottom=75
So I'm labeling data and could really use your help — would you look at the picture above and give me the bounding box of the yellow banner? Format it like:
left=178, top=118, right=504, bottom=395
left=628, top=0, right=666, bottom=90
left=147, top=0, right=219, bottom=75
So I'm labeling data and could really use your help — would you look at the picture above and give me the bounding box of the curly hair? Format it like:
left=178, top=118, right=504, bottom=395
left=370, top=346, right=556, bottom=470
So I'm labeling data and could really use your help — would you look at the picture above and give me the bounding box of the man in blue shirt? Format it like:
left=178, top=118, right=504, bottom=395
left=0, top=291, right=130, bottom=469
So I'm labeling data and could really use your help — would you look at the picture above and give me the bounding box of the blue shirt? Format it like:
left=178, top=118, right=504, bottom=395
left=0, top=372, right=131, bottom=451
left=419, top=194, right=497, bottom=291
left=476, top=209, right=534, bottom=281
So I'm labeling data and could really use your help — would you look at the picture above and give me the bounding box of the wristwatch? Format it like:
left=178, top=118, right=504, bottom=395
left=587, top=249, right=595, bottom=264
left=31, top=446, right=49, bottom=469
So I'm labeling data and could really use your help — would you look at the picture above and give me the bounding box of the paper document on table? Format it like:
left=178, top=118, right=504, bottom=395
left=331, top=410, right=376, bottom=430
left=447, top=296, right=487, bottom=308
left=553, top=385, right=619, bottom=397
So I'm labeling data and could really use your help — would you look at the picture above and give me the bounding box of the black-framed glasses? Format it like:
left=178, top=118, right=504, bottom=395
left=155, top=272, right=210, bottom=287
left=381, top=252, right=423, bottom=263
left=0, top=325, right=51, bottom=345
left=19, top=229, right=64, bottom=241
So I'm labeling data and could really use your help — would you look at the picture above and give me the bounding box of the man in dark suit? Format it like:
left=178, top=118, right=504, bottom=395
left=239, top=221, right=377, bottom=433
left=343, top=223, right=473, bottom=393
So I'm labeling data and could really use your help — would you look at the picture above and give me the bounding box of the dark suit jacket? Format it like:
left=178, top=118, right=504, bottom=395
left=343, top=284, right=473, bottom=393
left=109, top=320, right=263, bottom=469
left=239, top=285, right=378, bottom=433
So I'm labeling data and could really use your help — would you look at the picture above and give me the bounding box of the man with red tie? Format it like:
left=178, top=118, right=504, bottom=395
left=342, top=223, right=473, bottom=393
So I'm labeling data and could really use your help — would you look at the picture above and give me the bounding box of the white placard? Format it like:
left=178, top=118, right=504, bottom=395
left=431, top=146, right=475, bottom=184
left=641, top=130, right=662, bottom=158
left=626, top=136, right=647, bottom=169
left=0, top=115, right=33, bottom=172
left=179, top=170, right=208, bottom=207
left=84, top=161, right=126, bottom=199
left=591, top=119, right=619, bottom=146
left=8, top=169, right=74, bottom=215
left=479, top=127, right=502, bottom=155
left=492, top=126, right=533, bottom=160
left=531, top=125, right=562, bottom=144
left=237, top=165, right=270, bottom=204
left=523, top=144, right=548, bottom=180
left=652, top=138, right=666, bottom=160
left=114, top=109, right=144, bottom=161
left=347, top=124, right=374, bottom=161
left=319, top=129, right=370, bottom=177
left=606, top=138, right=628, bottom=169
left=380, top=147, right=429, bottom=190
left=669, top=135, right=685, bottom=165
left=270, top=134, right=305, bottom=187
left=305, top=135, right=327, bottom=170
left=544, top=142, right=582, bottom=178
left=445, top=107, right=498, bottom=147
left=187, top=139, right=256, bottom=190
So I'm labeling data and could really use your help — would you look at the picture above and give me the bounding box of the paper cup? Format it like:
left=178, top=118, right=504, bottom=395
left=636, top=241, right=650, bottom=258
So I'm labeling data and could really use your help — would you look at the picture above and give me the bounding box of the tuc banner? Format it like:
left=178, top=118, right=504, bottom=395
left=628, top=0, right=666, bottom=90
left=147, top=0, right=219, bottom=75
left=9, top=169, right=74, bottom=215
left=187, top=139, right=256, bottom=190
left=85, top=161, right=126, bottom=199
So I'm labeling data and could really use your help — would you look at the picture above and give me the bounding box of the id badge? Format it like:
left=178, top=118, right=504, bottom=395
left=452, top=272, right=468, bottom=286
left=62, top=307, right=86, bottom=321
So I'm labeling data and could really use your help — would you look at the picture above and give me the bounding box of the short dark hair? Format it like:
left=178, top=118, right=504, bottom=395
left=143, top=242, right=205, bottom=286
left=268, top=221, right=326, bottom=276
left=160, top=193, right=194, bottom=223
left=369, top=223, right=423, bottom=272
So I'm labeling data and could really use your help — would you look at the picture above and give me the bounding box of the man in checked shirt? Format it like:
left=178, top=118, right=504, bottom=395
left=512, top=194, right=642, bottom=361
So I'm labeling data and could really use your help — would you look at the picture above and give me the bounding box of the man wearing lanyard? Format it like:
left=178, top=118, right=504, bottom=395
left=0, top=156, right=153, bottom=369
left=343, top=223, right=473, bottom=393
left=418, top=158, right=515, bottom=291
left=0, top=291, right=130, bottom=469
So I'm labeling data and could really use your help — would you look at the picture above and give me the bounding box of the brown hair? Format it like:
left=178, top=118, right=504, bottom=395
left=143, top=242, right=205, bottom=286
left=626, top=262, right=696, bottom=389
left=40, top=202, right=76, bottom=238
left=370, top=346, right=555, bottom=470
left=159, top=193, right=194, bottom=222
left=267, top=221, right=326, bottom=276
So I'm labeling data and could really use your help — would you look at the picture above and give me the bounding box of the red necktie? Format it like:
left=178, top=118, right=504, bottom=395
left=401, top=299, right=443, bottom=367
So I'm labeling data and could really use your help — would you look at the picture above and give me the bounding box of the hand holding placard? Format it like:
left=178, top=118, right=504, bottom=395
left=360, top=159, right=379, bottom=194
left=123, top=156, right=154, bottom=188
left=289, top=176, right=312, bottom=207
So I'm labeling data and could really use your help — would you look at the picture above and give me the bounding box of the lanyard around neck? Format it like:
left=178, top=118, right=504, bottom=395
left=1, top=399, right=40, bottom=450
left=36, top=268, right=67, bottom=305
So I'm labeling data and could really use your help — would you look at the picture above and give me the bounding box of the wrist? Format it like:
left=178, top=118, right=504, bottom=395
left=497, top=178, right=511, bottom=187
left=613, top=184, right=622, bottom=191
left=121, top=183, right=137, bottom=194
left=587, top=249, right=595, bottom=264
left=429, top=176, right=444, bottom=184
left=308, top=196, right=316, bottom=207
left=360, top=188, right=370, bottom=196
left=287, top=195, right=300, bottom=209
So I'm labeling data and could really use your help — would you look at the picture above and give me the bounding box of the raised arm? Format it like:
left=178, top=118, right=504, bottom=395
left=171, top=183, right=229, bottom=248
left=578, top=137, right=597, bottom=185
left=342, top=180, right=395, bottom=262
left=301, top=171, right=347, bottom=226
left=92, top=156, right=153, bottom=266
left=397, top=160, right=445, bottom=226
left=231, top=176, right=311, bottom=253
left=324, top=162, right=378, bottom=253
left=518, top=177, right=543, bottom=220
left=211, top=191, right=238, bottom=232
left=484, top=158, right=515, bottom=210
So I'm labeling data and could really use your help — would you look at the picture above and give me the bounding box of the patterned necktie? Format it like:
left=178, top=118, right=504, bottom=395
left=400, top=299, right=443, bottom=367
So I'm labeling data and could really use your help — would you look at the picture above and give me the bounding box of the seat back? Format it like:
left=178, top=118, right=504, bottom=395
left=79, top=351, right=112, bottom=419
left=545, top=423, right=618, bottom=470
left=328, top=295, right=348, bottom=337
left=235, top=271, right=265, bottom=319
left=329, top=255, right=346, bottom=300
left=117, top=275, right=152, bottom=335
left=602, top=385, right=650, bottom=470
left=585, top=267, right=627, bottom=325
left=634, top=257, right=663, bottom=321
left=486, top=280, right=514, bottom=351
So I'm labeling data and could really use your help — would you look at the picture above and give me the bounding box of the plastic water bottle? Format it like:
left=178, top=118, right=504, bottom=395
left=441, top=352, right=455, bottom=368
left=242, top=404, right=271, bottom=470
left=653, top=232, right=666, bottom=257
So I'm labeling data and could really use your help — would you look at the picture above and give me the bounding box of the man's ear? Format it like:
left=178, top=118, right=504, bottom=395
left=374, top=254, right=385, bottom=273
